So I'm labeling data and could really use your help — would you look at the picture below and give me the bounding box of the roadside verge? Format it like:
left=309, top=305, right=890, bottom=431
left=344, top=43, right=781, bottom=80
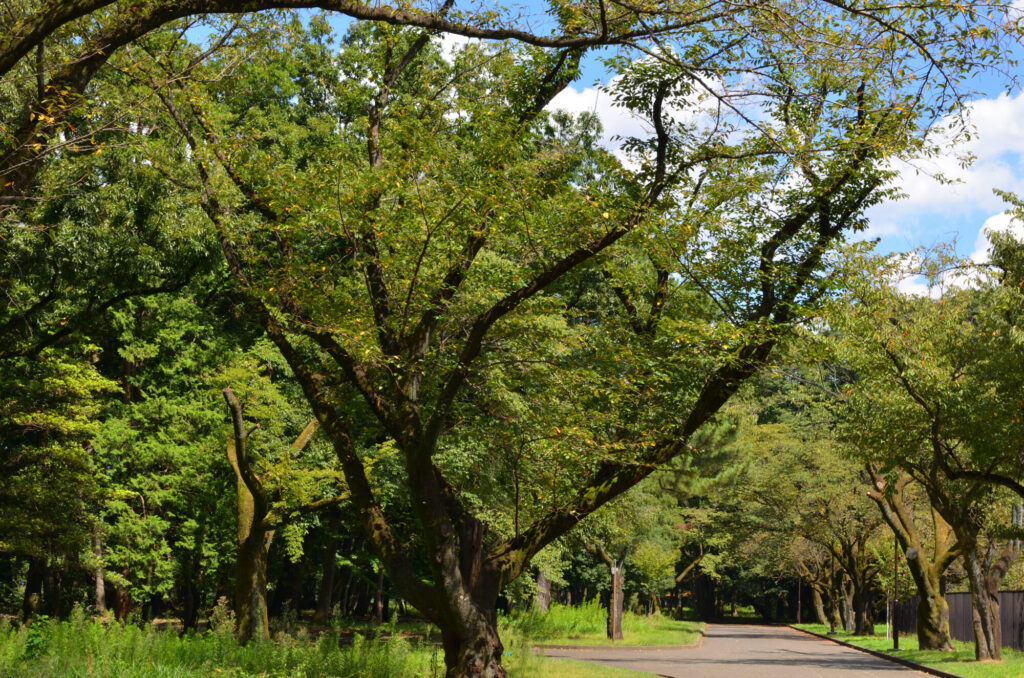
left=789, top=625, right=964, bottom=678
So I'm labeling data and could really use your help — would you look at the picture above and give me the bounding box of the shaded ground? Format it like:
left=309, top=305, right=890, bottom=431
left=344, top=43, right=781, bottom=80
left=542, top=624, right=929, bottom=677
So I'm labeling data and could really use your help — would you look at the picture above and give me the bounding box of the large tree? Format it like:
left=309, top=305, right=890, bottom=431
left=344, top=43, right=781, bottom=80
left=830, top=257, right=1023, bottom=659
left=3, top=2, right=1018, bottom=676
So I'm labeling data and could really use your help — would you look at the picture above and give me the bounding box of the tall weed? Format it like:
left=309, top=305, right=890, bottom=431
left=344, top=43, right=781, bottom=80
left=0, top=615, right=439, bottom=678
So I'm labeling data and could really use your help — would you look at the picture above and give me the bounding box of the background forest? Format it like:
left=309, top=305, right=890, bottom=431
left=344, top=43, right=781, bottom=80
left=4, top=2, right=1024, bottom=678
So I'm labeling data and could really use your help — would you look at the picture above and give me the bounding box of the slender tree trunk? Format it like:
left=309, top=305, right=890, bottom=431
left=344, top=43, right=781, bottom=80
left=535, top=571, right=551, bottom=613
left=341, top=567, right=353, bottom=617
left=93, top=532, right=106, bottom=615
left=182, top=547, right=201, bottom=632
left=312, top=536, right=339, bottom=625
left=607, top=563, right=624, bottom=640
left=374, top=563, right=385, bottom=626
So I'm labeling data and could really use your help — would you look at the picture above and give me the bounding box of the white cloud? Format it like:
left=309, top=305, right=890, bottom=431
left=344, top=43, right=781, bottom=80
left=439, top=32, right=478, bottom=62
left=970, top=211, right=1024, bottom=263
left=876, top=91, right=1024, bottom=220
left=546, top=81, right=650, bottom=150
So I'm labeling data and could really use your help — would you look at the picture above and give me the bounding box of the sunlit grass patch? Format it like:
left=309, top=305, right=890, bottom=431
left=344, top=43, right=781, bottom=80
left=794, top=623, right=1024, bottom=678
left=502, top=600, right=704, bottom=647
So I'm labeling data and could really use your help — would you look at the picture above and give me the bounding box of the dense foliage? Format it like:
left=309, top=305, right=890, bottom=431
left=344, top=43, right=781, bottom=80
left=2, top=1, right=1024, bottom=677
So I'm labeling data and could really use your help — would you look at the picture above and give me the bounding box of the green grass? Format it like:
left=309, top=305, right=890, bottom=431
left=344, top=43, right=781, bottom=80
left=0, top=611, right=649, bottom=678
left=503, top=600, right=704, bottom=647
left=794, top=623, right=1024, bottom=678
left=529, top=657, right=650, bottom=677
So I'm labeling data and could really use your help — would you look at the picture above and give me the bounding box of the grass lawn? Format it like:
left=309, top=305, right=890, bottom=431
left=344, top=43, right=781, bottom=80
left=529, top=657, right=651, bottom=677
left=504, top=600, right=704, bottom=647
left=793, top=623, right=1024, bottom=678
left=0, top=612, right=652, bottom=678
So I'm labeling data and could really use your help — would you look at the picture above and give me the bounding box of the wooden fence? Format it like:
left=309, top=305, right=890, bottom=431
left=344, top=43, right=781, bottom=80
left=894, top=591, right=1024, bottom=651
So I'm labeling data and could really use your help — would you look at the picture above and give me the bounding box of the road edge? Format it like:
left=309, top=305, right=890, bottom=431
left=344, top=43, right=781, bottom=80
left=534, top=622, right=707, bottom=652
left=788, top=625, right=965, bottom=678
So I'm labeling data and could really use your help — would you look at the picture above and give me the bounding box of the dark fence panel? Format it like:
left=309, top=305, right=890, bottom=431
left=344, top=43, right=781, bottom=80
left=893, top=591, right=1024, bottom=651
left=1002, top=591, right=1024, bottom=652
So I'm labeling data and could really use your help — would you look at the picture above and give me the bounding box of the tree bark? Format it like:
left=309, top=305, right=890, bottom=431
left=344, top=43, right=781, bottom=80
left=535, top=570, right=551, bottom=613
left=839, top=579, right=854, bottom=632
left=21, top=556, right=45, bottom=623
left=113, top=567, right=132, bottom=621
left=93, top=532, right=106, bottom=615
left=312, top=534, right=339, bottom=625
left=374, top=563, right=385, bottom=626
left=913, top=564, right=953, bottom=651
left=181, top=546, right=201, bottom=632
left=235, top=527, right=273, bottom=643
left=584, top=541, right=626, bottom=640
left=967, top=505, right=1023, bottom=661
left=851, top=582, right=874, bottom=635
left=965, top=547, right=1000, bottom=660
left=441, top=611, right=505, bottom=678
left=811, top=586, right=828, bottom=625
left=607, top=563, right=624, bottom=640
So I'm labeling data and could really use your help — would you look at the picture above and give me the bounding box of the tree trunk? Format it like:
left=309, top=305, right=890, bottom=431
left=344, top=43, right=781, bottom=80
left=340, top=566, right=353, bottom=617
left=113, top=567, right=131, bottom=621
left=312, top=536, right=339, bottom=625
left=839, top=580, right=854, bottom=632
left=42, top=559, right=61, bottom=617
left=181, top=547, right=201, bottom=632
left=21, top=556, right=45, bottom=623
left=965, top=548, right=1000, bottom=660
left=534, top=571, right=551, bottom=613
left=867, top=472, right=959, bottom=650
left=851, top=581, right=874, bottom=635
left=607, top=563, right=624, bottom=640
left=235, top=527, right=273, bottom=644
left=441, top=612, right=505, bottom=678
left=907, top=553, right=954, bottom=650
left=811, top=586, right=828, bottom=625
left=374, top=563, right=385, bottom=626
left=93, top=532, right=106, bottom=615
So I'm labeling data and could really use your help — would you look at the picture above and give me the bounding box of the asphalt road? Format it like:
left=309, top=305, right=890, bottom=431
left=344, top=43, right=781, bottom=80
left=541, top=624, right=929, bottom=677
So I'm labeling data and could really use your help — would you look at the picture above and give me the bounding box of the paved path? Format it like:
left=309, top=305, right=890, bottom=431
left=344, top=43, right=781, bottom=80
left=541, top=624, right=928, bottom=677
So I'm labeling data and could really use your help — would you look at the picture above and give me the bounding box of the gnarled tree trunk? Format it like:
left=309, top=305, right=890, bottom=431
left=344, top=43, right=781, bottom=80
left=965, top=547, right=1000, bottom=660
left=866, top=471, right=960, bottom=650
